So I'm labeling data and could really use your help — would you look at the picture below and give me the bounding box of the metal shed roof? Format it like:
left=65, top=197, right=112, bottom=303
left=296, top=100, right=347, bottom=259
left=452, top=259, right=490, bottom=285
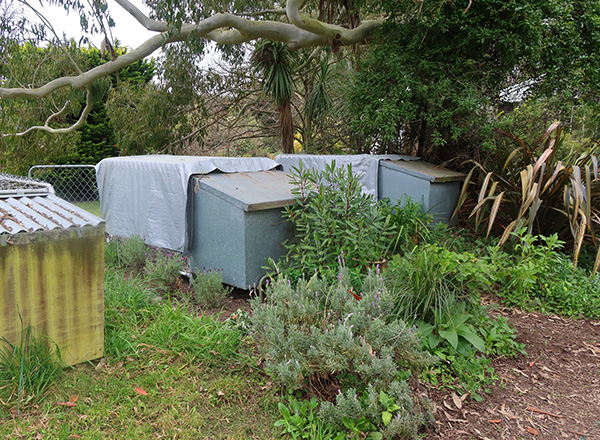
left=380, top=160, right=466, bottom=183
left=0, top=193, right=103, bottom=235
left=195, top=170, right=296, bottom=212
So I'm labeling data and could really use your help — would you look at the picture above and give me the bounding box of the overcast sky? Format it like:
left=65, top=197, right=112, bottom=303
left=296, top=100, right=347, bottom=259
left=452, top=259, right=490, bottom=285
left=34, top=0, right=156, bottom=51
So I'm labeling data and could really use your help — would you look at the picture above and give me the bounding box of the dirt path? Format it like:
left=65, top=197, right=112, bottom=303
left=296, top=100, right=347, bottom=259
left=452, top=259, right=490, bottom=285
left=425, top=309, right=600, bottom=440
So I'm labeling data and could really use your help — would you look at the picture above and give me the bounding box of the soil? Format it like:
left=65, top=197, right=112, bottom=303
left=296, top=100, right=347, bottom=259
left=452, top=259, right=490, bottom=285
left=423, top=305, right=600, bottom=440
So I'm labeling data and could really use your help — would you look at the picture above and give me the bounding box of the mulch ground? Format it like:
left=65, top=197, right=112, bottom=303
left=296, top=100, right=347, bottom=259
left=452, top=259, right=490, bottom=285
left=207, top=288, right=600, bottom=440
left=424, top=308, right=600, bottom=440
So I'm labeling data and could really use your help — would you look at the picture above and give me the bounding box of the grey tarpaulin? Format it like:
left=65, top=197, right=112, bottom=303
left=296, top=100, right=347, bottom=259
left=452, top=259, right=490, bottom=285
left=274, top=154, right=418, bottom=196
left=96, top=155, right=281, bottom=252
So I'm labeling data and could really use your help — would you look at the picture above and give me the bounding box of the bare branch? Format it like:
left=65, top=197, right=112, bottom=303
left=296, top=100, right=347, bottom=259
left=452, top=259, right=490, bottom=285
left=2, top=86, right=94, bottom=136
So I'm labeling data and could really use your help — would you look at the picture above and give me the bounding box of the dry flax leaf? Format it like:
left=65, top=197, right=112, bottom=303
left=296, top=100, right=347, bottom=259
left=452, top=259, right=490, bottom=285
left=526, top=426, right=539, bottom=435
left=489, top=419, right=502, bottom=424
left=526, top=406, right=563, bottom=418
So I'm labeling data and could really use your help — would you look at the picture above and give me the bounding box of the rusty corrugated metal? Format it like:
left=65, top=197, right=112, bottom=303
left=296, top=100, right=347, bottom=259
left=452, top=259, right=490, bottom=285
left=0, top=194, right=103, bottom=235
left=0, top=174, right=105, bottom=366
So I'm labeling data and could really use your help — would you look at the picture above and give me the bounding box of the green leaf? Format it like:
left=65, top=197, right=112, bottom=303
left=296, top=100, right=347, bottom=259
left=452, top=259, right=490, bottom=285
left=457, top=326, right=486, bottom=353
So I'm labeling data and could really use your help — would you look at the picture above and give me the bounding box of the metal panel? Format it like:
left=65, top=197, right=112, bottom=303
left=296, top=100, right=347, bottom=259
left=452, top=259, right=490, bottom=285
left=0, top=225, right=105, bottom=366
left=195, top=171, right=296, bottom=212
left=380, top=160, right=465, bottom=183
left=189, top=171, right=295, bottom=289
left=0, top=194, right=103, bottom=235
left=378, top=160, right=465, bottom=224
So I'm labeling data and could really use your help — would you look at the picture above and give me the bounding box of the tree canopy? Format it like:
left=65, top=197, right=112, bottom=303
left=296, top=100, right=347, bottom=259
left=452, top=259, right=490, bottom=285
left=2, top=0, right=600, bottom=160
left=349, top=0, right=600, bottom=160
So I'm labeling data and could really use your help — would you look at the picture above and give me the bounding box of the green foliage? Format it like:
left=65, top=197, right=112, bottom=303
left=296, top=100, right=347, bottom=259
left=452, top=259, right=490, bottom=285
left=421, top=351, right=497, bottom=401
left=107, top=235, right=147, bottom=270
left=104, top=271, right=158, bottom=359
left=349, top=0, right=600, bottom=160
left=386, top=244, right=492, bottom=325
left=251, top=267, right=433, bottom=437
left=320, top=382, right=431, bottom=439
left=275, top=396, right=344, bottom=440
left=143, top=304, right=240, bottom=363
left=192, top=269, right=231, bottom=309
left=104, top=269, right=240, bottom=364
left=0, top=321, right=64, bottom=410
left=281, top=163, right=398, bottom=277
left=490, top=231, right=600, bottom=318
left=144, top=249, right=186, bottom=295
left=460, top=122, right=600, bottom=269
left=349, top=0, right=542, bottom=157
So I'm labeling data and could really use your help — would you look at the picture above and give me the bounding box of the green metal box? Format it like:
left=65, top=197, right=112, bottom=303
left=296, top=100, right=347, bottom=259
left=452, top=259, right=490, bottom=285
left=188, top=171, right=295, bottom=289
left=378, top=160, right=465, bottom=224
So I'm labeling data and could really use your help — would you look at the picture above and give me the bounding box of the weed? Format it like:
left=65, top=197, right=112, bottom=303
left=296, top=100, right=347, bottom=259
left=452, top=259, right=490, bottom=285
left=0, top=321, right=64, bottom=411
left=113, top=235, right=147, bottom=269
left=192, top=269, right=231, bottom=309
left=275, top=395, right=344, bottom=439
left=144, top=249, right=186, bottom=295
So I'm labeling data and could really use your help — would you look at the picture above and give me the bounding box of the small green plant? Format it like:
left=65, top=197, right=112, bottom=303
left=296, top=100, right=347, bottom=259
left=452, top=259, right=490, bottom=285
left=144, top=249, right=186, bottom=295
left=320, top=382, right=431, bottom=439
left=105, top=235, right=147, bottom=269
left=0, top=320, right=64, bottom=411
left=192, top=269, right=230, bottom=308
left=275, top=395, right=344, bottom=439
left=491, top=230, right=600, bottom=317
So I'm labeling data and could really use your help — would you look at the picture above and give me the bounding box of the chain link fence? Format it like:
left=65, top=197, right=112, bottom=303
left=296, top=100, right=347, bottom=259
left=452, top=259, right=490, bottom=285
left=28, top=165, right=99, bottom=203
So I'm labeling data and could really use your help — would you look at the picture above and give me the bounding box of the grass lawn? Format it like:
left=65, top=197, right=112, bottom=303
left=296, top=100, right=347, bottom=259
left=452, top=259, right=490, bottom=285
left=74, top=200, right=102, bottom=217
left=0, top=270, right=280, bottom=439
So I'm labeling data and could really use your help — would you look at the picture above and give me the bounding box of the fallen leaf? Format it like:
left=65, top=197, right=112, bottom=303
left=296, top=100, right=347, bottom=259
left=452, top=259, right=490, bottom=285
left=452, top=393, right=463, bottom=410
left=69, top=395, right=79, bottom=404
left=70, top=435, right=82, bottom=439
left=526, top=427, right=539, bottom=435
left=134, top=387, right=148, bottom=396
left=216, top=390, right=225, bottom=397
left=529, top=360, right=536, bottom=367
left=56, top=401, right=77, bottom=407
left=489, top=419, right=502, bottom=424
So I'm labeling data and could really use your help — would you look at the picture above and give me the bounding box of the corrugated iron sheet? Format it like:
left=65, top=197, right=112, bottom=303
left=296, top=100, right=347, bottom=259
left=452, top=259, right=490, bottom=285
left=0, top=194, right=103, bottom=235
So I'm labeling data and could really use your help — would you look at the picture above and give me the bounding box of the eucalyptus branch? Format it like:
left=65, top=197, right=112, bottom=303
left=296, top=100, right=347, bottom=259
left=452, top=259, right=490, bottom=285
left=2, top=86, right=93, bottom=136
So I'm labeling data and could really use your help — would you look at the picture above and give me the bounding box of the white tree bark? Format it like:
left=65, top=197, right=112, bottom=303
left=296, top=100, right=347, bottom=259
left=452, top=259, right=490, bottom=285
left=1, top=0, right=383, bottom=135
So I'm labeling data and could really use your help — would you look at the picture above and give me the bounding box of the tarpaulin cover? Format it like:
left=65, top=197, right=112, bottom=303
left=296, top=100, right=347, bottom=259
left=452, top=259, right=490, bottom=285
left=96, top=155, right=281, bottom=251
left=275, top=154, right=418, bottom=196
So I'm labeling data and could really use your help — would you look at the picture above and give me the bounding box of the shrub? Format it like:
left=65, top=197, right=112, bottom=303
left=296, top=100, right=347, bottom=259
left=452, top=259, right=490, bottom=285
left=281, top=163, right=399, bottom=277
left=458, top=122, right=600, bottom=270
left=251, top=267, right=434, bottom=438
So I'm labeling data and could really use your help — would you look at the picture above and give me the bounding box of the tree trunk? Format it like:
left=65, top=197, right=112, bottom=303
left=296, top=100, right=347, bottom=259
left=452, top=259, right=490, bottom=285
left=279, top=101, right=294, bottom=154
